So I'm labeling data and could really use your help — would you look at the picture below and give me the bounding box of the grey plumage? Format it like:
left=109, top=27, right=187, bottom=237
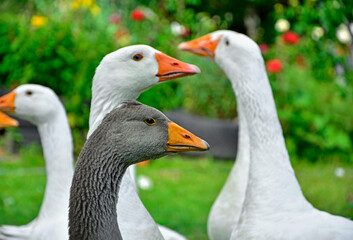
left=69, top=101, right=171, bottom=240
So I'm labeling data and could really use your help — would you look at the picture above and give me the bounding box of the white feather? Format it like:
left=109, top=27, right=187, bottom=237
left=0, top=45, right=192, bottom=240
left=207, top=30, right=353, bottom=240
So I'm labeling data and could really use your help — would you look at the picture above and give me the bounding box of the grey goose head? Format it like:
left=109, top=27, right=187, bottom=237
left=69, top=101, right=209, bottom=240
left=87, top=100, right=210, bottom=166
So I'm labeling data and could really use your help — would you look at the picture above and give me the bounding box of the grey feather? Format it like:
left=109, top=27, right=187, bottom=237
left=69, top=101, right=171, bottom=240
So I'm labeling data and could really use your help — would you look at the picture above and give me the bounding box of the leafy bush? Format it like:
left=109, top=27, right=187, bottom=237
left=270, top=58, right=353, bottom=162
left=1, top=0, right=352, bottom=162
left=261, top=1, right=353, bottom=162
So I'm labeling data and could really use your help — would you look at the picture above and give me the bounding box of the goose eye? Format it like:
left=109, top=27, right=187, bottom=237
left=144, top=118, right=156, bottom=126
left=132, top=53, right=144, bottom=61
left=25, top=90, right=33, bottom=96
left=225, top=39, right=229, bottom=46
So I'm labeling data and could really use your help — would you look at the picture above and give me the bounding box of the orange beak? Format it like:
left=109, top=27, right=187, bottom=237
left=0, top=112, right=18, bottom=128
left=155, top=53, right=200, bottom=82
left=178, top=34, right=212, bottom=57
left=167, top=122, right=209, bottom=152
left=178, top=34, right=221, bottom=59
left=198, top=37, right=220, bottom=59
left=0, top=92, right=16, bottom=113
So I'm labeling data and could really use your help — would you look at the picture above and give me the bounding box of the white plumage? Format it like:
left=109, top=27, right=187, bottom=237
left=179, top=30, right=250, bottom=240
left=182, top=30, right=353, bottom=240
left=0, top=84, right=74, bottom=240
left=0, top=45, right=199, bottom=240
left=88, top=45, right=198, bottom=240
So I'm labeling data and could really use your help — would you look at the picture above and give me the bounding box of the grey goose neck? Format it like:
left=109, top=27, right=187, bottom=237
left=69, top=125, right=127, bottom=240
left=69, top=101, right=172, bottom=240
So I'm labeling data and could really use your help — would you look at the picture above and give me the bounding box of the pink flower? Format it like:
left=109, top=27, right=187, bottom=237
left=259, top=44, right=269, bottom=54
left=266, top=59, right=283, bottom=74
left=282, top=31, right=300, bottom=45
left=130, top=9, right=145, bottom=21
left=109, top=13, right=121, bottom=24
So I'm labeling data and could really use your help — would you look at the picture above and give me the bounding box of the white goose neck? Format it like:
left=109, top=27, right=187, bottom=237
left=224, top=57, right=310, bottom=216
left=88, top=74, right=140, bottom=138
left=36, top=106, right=74, bottom=219
left=87, top=68, right=164, bottom=240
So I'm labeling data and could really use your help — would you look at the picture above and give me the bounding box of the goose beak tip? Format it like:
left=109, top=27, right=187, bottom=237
left=178, top=42, right=188, bottom=50
left=202, top=139, right=210, bottom=151
left=187, top=64, right=201, bottom=74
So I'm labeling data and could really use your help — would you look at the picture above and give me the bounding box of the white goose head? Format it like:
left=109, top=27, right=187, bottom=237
left=89, top=44, right=201, bottom=136
left=178, top=30, right=263, bottom=76
left=93, top=44, right=200, bottom=98
left=0, top=84, right=64, bottom=125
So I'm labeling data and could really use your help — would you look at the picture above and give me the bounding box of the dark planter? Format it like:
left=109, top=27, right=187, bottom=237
left=167, top=110, right=238, bottom=160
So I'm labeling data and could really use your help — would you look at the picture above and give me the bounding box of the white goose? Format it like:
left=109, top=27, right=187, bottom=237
left=182, top=30, right=353, bottom=239
left=0, top=45, right=199, bottom=240
left=88, top=45, right=199, bottom=240
left=0, top=84, right=74, bottom=240
left=179, top=31, right=250, bottom=240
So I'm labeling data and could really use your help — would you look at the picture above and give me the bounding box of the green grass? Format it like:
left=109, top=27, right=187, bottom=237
left=0, top=145, right=352, bottom=240
left=138, top=156, right=232, bottom=240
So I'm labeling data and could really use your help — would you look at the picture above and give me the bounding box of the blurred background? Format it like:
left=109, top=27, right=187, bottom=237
left=0, top=0, right=352, bottom=239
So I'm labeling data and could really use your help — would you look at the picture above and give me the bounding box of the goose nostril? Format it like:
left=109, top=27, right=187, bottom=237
left=172, top=62, right=179, bottom=66
left=184, top=134, right=191, bottom=139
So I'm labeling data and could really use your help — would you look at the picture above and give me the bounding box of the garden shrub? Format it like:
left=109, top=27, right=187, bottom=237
left=0, top=0, right=352, bottom=162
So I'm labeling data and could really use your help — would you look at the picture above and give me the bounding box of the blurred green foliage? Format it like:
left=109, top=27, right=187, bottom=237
left=0, top=0, right=352, bottom=162
left=265, top=0, right=353, bottom=162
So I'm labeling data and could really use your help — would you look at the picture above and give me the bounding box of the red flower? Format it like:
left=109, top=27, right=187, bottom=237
left=259, top=44, right=269, bottom=54
left=266, top=59, right=283, bottom=74
left=282, top=31, right=300, bottom=45
left=109, top=13, right=122, bottom=24
left=130, top=9, right=145, bottom=21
